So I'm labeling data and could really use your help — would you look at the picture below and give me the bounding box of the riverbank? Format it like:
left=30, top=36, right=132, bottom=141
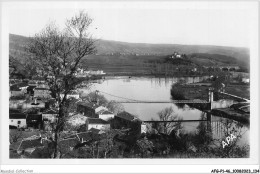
left=210, top=108, right=250, bottom=124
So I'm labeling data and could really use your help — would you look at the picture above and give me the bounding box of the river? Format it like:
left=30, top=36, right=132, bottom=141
left=83, top=76, right=249, bottom=147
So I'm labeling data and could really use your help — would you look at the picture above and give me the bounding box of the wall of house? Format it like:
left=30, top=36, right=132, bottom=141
left=141, top=124, right=147, bottom=134
left=77, top=105, right=96, bottom=117
left=9, top=119, right=27, bottom=128
left=34, top=90, right=51, bottom=98
left=99, top=114, right=114, bottom=121
left=42, top=114, right=57, bottom=123
left=88, top=124, right=110, bottom=130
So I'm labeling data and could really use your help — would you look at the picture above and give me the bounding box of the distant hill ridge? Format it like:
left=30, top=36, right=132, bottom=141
left=9, top=33, right=249, bottom=67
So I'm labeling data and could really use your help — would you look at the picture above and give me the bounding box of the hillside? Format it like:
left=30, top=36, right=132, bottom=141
left=9, top=34, right=250, bottom=76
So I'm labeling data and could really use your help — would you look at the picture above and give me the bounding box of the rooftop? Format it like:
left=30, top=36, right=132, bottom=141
left=116, top=111, right=141, bottom=122
left=43, top=109, right=58, bottom=114
left=88, top=118, right=109, bottom=125
left=97, top=110, right=113, bottom=115
left=9, top=113, right=26, bottom=119
left=18, top=138, right=43, bottom=151
left=77, top=101, right=98, bottom=109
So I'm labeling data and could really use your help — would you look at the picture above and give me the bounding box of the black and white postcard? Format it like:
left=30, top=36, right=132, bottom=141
left=0, top=1, right=259, bottom=173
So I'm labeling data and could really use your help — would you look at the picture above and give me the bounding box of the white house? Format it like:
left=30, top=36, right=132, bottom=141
left=242, top=78, right=250, bottom=84
left=87, top=118, right=110, bottom=130
left=141, top=123, right=147, bottom=134
left=97, top=110, right=114, bottom=121
left=9, top=113, right=27, bottom=128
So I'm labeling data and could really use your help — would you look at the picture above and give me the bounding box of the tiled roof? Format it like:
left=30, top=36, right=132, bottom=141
left=27, top=114, right=42, bottom=121
left=16, top=82, right=29, bottom=88
left=18, top=138, right=43, bottom=151
left=77, top=101, right=95, bottom=108
left=43, top=109, right=58, bottom=114
left=77, top=132, right=92, bottom=142
left=58, top=138, right=80, bottom=150
left=10, top=86, right=22, bottom=91
left=88, top=118, right=109, bottom=125
left=77, top=102, right=101, bottom=109
left=116, top=111, right=141, bottom=121
left=9, top=109, right=23, bottom=114
left=98, top=110, right=113, bottom=115
left=34, top=88, right=49, bottom=90
left=9, top=113, right=26, bottom=119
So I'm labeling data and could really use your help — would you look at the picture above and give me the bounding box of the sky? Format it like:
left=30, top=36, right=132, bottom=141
left=4, top=1, right=257, bottom=47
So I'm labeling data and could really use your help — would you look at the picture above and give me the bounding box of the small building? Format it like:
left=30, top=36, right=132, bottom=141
left=42, top=109, right=58, bottom=123
left=141, top=123, right=147, bottom=134
left=14, top=137, right=45, bottom=155
left=27, top=86, right=37, bottom=96
left=113, top=111, right=142, bottom=132
left=67, top=113, right=87, bottom=127
left=87, top=118, right=110, bottom=130
left=9, top=113, right=27, bottom=129
left=10, top=86, right=24, bottom=97
left=77, top=102, right=98, bottom=118
left=97, top=110, right=114, bottom=121
left=34, top=87, right=51, bottom=98
left=94, top=106, right=108, bottom=113
left=60, top=91, right=80, bottom=99
left=26, top=114, right=43, bottom=129
left=242, top=78, right=250, bottom=84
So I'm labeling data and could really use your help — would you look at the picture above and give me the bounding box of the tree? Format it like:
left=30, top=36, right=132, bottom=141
left=81, top=92, right=124, bottom=114
left=156, top=107, right=182, bottom=135
left=9, top=130, right=23, bottom=144
left=27, top=11, right=96, bottom=158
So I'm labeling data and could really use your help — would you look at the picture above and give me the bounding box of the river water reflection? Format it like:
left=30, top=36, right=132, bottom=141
left=85, top=76, right=249, bottom=147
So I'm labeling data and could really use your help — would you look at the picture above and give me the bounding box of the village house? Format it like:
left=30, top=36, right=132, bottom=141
left=67, top=113, right=87, bottom=127
left=26, top=86, right=37, bottom=96
left=10, top=86, right=24, bottom=97
left=10, top=82, right=29, bottom=97
left=42, top=109, right=58, bottom=123
left=87, top=118, right=110, bottom=130
left=9, top=113, right=27, bottom=129
left=113, top=111, right=143, bottom=133
left=60, top=91, right=80, bottom=99
left=34, top=87, right=51, bottom=98
left=32, top=76, right=46, bottom=84
left=77, top=102, right=98, bottom=118
left=242, top=77, right=250, bottom=84
left=10, top=135, right=47, bottom=156
left=96, top=110, right=114, bottom=121
left=26, top=114, right=43, bottom=129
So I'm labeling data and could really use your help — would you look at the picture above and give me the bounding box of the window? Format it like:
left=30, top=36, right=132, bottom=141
left=17, top=121, right=21, bottom=124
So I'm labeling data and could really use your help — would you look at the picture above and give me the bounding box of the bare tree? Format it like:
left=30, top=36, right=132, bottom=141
left=9, top=130, right=23, bottom=144
left=27, top=11, right=96, bottom=158
left=157, top=107, right=182, bottom=135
